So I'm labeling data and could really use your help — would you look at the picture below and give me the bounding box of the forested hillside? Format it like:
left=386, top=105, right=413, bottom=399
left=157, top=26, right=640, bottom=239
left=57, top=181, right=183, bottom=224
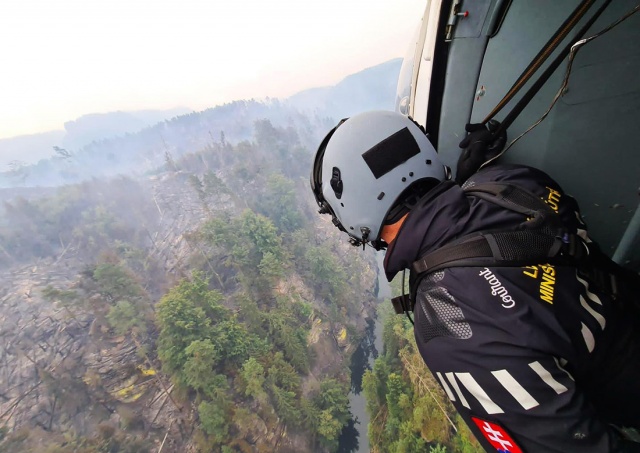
left=0, top=116, right=380, bottom=453
left=362, top=283, right=483, bottom=453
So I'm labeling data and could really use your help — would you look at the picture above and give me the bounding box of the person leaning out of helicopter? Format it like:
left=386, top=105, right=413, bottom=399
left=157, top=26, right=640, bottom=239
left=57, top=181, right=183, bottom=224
left=310, top=110, right=640, bottom=453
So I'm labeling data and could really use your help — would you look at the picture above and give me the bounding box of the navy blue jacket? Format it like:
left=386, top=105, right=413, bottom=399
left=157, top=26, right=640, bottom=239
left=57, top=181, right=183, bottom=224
left=384, top=165, right=640, bottom=452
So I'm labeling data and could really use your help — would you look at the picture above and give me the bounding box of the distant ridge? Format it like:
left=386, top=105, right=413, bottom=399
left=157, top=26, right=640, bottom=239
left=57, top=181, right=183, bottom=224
left=0, top=108, right=191, bottom=169
left=0, top=59, right=403, bottom=186
left=286, top=58, right=402, bottom=119
left=62, top=108, right=191, bottom=149
left=0, top=130, right=66, bottom=167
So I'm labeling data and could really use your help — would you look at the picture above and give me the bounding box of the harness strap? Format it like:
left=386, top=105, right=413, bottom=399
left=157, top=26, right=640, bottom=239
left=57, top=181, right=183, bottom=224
left=412, top=182, right=574, bottom=275
left=391, top=182, right=587, bottom=315
left=412, top=230, right=569, bottom=275
left=465, top=183, right=560, bottom=229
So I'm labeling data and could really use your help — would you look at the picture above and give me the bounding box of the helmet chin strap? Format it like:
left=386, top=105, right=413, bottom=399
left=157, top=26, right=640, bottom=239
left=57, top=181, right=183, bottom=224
left=361, top=227, right=370, bottom=244
left=349, top=227, right=371, bottom=250
left=350, top=239, right=385, bottom=252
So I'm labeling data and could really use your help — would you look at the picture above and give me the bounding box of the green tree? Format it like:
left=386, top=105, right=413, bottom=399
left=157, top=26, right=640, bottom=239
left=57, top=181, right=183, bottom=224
left=317, top=410, right=344, bottom=446
left=387, top=373, right=410, bottom=420
left=362, top=298, right=481, bottom=453
left=240, top=357, right=267, bottom=404
left=362, top=368, right=382, bottom=416
left=184, top=339, right=218, bottom=392
left=237, top=293, right=265, bottom=335
left=257, top=173, right=303, bottom=233
left=198, top=400, right=229, bottom=443
left=106, top=300, right=146, bottom=336
left=264, top=310, right=310, bottom=374
left=259, top=251, right=284, bottom=281
left=238, top=210, right=283, bottom=264
left=93, top=262, right=142, bottom=302
left=202, top=209, right=285, bottom=280
left=156, top=274, right=225, bottom=379
left=304, top=246, right=347, bottom=300
left=313, top=379, right=350, bottom=449
left=266, top=352, right=301, bottom=394
left=209, top=318, right=254, bottom=366
left=301, top=398, right=321, bottom=437
left=270, top=383, right=301, bottom=427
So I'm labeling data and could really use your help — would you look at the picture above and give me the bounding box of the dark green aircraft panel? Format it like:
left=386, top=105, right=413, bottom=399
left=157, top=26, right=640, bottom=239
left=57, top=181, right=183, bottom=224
left=435, top=0, right=640, bottom=268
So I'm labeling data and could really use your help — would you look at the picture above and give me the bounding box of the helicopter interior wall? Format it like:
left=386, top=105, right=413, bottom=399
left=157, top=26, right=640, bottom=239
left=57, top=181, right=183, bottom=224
left=435, top=0, right=640, bottom=269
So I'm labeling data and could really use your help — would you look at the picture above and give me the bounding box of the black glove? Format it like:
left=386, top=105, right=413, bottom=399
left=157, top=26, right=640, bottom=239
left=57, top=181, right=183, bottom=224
left=455, top=120, right=507, bottom=184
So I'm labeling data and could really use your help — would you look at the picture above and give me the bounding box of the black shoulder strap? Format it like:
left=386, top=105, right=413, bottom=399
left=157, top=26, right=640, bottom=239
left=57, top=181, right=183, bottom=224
left=412, top=183, right=576, bottom=274
left=412, top=183, right=579, bottom=274
left=391, top=183, right=583, bottom=314
left=464, top=182, right=560, bottom=228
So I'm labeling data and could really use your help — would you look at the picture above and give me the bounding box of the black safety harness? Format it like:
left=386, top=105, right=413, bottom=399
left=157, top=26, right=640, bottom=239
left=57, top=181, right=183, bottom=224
left=390, top=182, right=624, bottom=315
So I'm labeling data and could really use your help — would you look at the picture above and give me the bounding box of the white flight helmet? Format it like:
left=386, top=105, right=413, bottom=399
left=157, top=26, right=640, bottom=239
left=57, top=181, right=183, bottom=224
left=311, top=110, right=449, bottom=250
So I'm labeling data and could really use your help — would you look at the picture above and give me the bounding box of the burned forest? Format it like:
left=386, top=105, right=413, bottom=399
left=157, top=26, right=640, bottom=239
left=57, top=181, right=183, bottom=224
left=0, top=108, right=382, bottom=453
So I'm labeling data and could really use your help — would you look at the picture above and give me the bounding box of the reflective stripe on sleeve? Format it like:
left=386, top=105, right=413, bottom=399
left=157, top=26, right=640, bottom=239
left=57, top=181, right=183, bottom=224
left=446, top=372, right=470, bottom=409
left=529, top=361, right=569, bottom=394
left=580, top=295, right=606, bottom=329
left=456, top=372, right=504, bottom=414
left=581, top=322, right=595, bottom=353
left=492, top=369, right=539, bottom=410
left=437, top=372, right=456, bottom=402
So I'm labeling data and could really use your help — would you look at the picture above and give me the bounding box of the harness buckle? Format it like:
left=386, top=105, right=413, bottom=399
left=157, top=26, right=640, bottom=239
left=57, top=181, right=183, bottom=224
left=391, top=294, right=412, bottom=314
left=560, top=232, right=586, bottom=261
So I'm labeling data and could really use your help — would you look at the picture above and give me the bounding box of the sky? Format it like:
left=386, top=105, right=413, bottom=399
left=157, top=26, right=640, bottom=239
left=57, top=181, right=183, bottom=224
left=0, top=0, right=426, bottom=139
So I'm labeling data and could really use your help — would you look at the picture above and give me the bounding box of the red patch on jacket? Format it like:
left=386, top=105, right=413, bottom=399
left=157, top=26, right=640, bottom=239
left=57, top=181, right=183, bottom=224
left=472, top=417, right=523, bottom=453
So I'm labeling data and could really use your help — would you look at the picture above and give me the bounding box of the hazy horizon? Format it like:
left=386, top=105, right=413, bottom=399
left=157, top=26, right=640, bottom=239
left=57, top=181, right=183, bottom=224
left=0, top=55, right=397, bottom=139
left=0, top=0, right=425, bottom=140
